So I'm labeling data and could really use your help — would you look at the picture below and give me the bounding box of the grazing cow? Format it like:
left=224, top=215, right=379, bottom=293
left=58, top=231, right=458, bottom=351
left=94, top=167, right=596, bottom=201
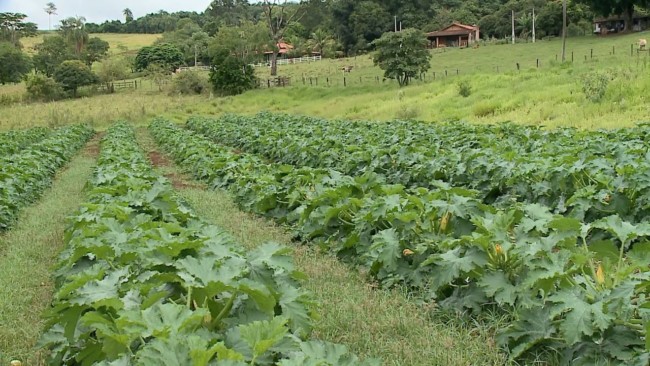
left=639, top=39, right=647, bottom=50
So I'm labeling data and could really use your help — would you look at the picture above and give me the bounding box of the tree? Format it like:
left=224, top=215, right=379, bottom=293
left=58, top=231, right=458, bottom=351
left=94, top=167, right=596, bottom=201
left=372, top=28, right=431, bottom=87
left=0, top=13, right=38, bottom=47
left=45, top=2, right=57, bottom=31
left=123, top=8, right=134, bottom=23
left=307, top=28, right=332, bottom=56
left=189, top=31, right=210, bottom=66
left=135, top=43, right=184, bottom=72
left=209, top=21, right=268, bottom=63
left=578, top=0, right=648, bottom=32
left=53, top=60, right=98, bottom=97
left=33, top=35, right=74, bottom=77
left=209, top=48, right=257, bottom=95
left=59, top=16, right=89, bottom=55
left=96, top=58, right=129, bottom=92
left=0, top=42, right=31, bottom=84
left=262, top=0, right=307, bottom=76
left=82, top=37, right=110, bottom=66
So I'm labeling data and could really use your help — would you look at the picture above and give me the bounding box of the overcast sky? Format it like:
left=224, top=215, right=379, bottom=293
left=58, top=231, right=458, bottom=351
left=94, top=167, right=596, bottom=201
left=0, top=0, right=212, bottom=29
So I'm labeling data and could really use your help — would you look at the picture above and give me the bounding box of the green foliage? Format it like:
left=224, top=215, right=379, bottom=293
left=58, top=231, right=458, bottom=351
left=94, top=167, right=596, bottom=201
left=135, top=43, right=184, bottom=72
left=170, top=71, right=209, bottom=95
left=582, top=71, right=610, bottom=102
left=40, top=122, right=377, bottom=365
left=0, top=41, right=31, bottom=84
left=161, top=112, right=650, bottom=364
left=58, top=16, right=89, bottom=55
left=457, top=80, right=472, bottom=97
left=0, top=125, right=93, bottom=230
left=81, top=37, right=110, bottom=66
left=0, top=12, right=38, bottom=47
left=95, top=58, right=129, bottom=84
left=372, top=29, right=431, bottom=87
left=209, top=49, right=257, bottom=96
left=53, top=60, right=98, bottom=97
left=33, top=35, right=75, bottom=77
left=25, top=73, right=64, bottom=101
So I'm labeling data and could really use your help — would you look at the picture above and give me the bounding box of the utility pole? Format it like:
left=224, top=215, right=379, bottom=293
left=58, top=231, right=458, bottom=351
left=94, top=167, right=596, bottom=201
left=400, top=21, right=402, bottom=32
left=532, top=7, right=536, bottom=43
left=561, top=0, right=567, bottom=61
left=394, top=16, right=397, bottom=32
left=508, top=9, right=512, bottom=44
left=194, top=44, right=198, bottom=66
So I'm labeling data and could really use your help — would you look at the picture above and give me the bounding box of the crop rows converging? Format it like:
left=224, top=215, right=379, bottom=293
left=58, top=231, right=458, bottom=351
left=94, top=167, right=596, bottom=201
left=150, top=117, right=649, bottom=365
left=0, top=125, right=94, bottom=230
left=0, top=126, right=51, bottom=156
left=40, top=122, right=376, bottom=366
left=188, top=113, right=650, bottom=225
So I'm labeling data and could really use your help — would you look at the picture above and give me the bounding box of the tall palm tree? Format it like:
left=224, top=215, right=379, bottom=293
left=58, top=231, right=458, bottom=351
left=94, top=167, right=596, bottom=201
left=44, top=2, right=57, bottom=31
left=59, top=16, right=88, bottom=55
left=308, top=29, right=331, bottom=57
left=123, top=8, right=134, bottom=23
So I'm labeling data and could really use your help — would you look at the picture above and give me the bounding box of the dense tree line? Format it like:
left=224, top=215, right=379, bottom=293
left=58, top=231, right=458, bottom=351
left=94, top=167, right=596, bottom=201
left=82, top=0, right=625, bottom=54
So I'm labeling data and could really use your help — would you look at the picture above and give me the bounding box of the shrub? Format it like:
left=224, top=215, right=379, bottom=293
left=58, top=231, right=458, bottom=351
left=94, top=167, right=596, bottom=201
left=457, top=80, right=472, bottom=97
left=473, top=101, right=500, bottom=117
left=170, top=71, right=209, bottom=95
left=53, top=60, right=99, bottom=97
left=25, top=73, right=64, bottom=101
left=581, top=71, right=610, bottom=102
left=209, top=49, right=257, bottom=96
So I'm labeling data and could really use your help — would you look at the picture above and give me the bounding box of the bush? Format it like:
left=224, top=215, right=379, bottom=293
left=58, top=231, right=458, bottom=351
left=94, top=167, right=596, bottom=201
left=53, top=60, right=99, bottom=97
left=582, top=71, right=610, bottom=102
left=457, top=80, right=472, bottom=97
left=170, top=71, right=209, bottom=95
left=25, top=73, right=64, bottom=101
left=209, top=49, right=257, bottom=96
left=473, top=101, right=500, bottom=117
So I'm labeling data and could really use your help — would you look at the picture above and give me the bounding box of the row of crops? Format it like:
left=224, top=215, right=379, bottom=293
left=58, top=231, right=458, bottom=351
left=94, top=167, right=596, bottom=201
left=188, top=113, right=650, bottom=224
left=0, top=126, right=50, bottom=156
left=40, top=123, right=376, bottom=365
left=0, top=125, right=93, bottom=230
left=150, top=117, right=650, bottom=365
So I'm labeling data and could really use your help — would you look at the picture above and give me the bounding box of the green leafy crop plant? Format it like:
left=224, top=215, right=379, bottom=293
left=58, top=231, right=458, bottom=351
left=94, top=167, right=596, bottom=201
left=0, top=124, right=93, bottom=230
left=188, top=113, right=650, bottom=225
left=151, top=118, right=650, bottom=365
left=40, top=122, right=377, bottom=366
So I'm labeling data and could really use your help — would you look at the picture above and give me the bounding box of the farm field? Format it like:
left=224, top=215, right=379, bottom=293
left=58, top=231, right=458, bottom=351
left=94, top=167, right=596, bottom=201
left=1, top=30, right=650, bottom=366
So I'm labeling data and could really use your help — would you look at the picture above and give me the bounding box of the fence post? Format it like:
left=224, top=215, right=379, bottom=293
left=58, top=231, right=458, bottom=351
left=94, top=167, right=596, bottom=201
left=445, top=69, right=448, bottom=77
left=632, top=44, right=634, bottom=56
left=456, top=69, right=459, bottom=75
left=316, top=77, right=318, bottom=86
left=359, top=76, right=362, bottom=84
left=590, top=49, right=593, bottom=59
left=344, top=77, right=346, bottom=87
left=433, top=72, right=436, bottom=80
left=309, top=77, right=312, bottom=86
left=327, top=77, right=329, bottom=86
left=516, top=62, right=520, bottom=71
left=536, top=59, right=539, bottom=68
left=267, top=79, right=271, bottom=88
left=571, top=51, right=574, bottom=62
left=613, top=45, right=615, bottom=55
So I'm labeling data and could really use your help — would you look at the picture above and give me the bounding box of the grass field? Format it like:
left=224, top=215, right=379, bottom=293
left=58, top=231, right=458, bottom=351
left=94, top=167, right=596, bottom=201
left=3, top=32, right=649, bottom=130
left=20, top=33, right=161, bottom=54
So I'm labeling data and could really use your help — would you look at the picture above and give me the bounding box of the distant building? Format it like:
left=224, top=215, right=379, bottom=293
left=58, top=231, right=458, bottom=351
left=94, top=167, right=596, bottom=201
left=426, top=23, right=480, bottom=48
left=593, top=13, right=650, bottom=34
left=264, top=41, right=294, bottom=62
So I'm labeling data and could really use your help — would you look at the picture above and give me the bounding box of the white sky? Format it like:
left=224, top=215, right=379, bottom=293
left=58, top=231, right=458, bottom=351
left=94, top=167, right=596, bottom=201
left=0, top=0, right=212, bottom=29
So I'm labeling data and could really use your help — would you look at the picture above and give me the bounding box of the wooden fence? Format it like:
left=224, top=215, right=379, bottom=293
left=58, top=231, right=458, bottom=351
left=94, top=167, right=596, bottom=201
left=250, top=56, right=323, bottom=68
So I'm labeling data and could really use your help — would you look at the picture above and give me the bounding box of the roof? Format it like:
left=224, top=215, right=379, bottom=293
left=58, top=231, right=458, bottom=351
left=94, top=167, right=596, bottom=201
left=426, top=22, right=478, bottom=37
left=427, top=29, right=474, bottom=37
left=263, top=41, right=294, bottom=54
